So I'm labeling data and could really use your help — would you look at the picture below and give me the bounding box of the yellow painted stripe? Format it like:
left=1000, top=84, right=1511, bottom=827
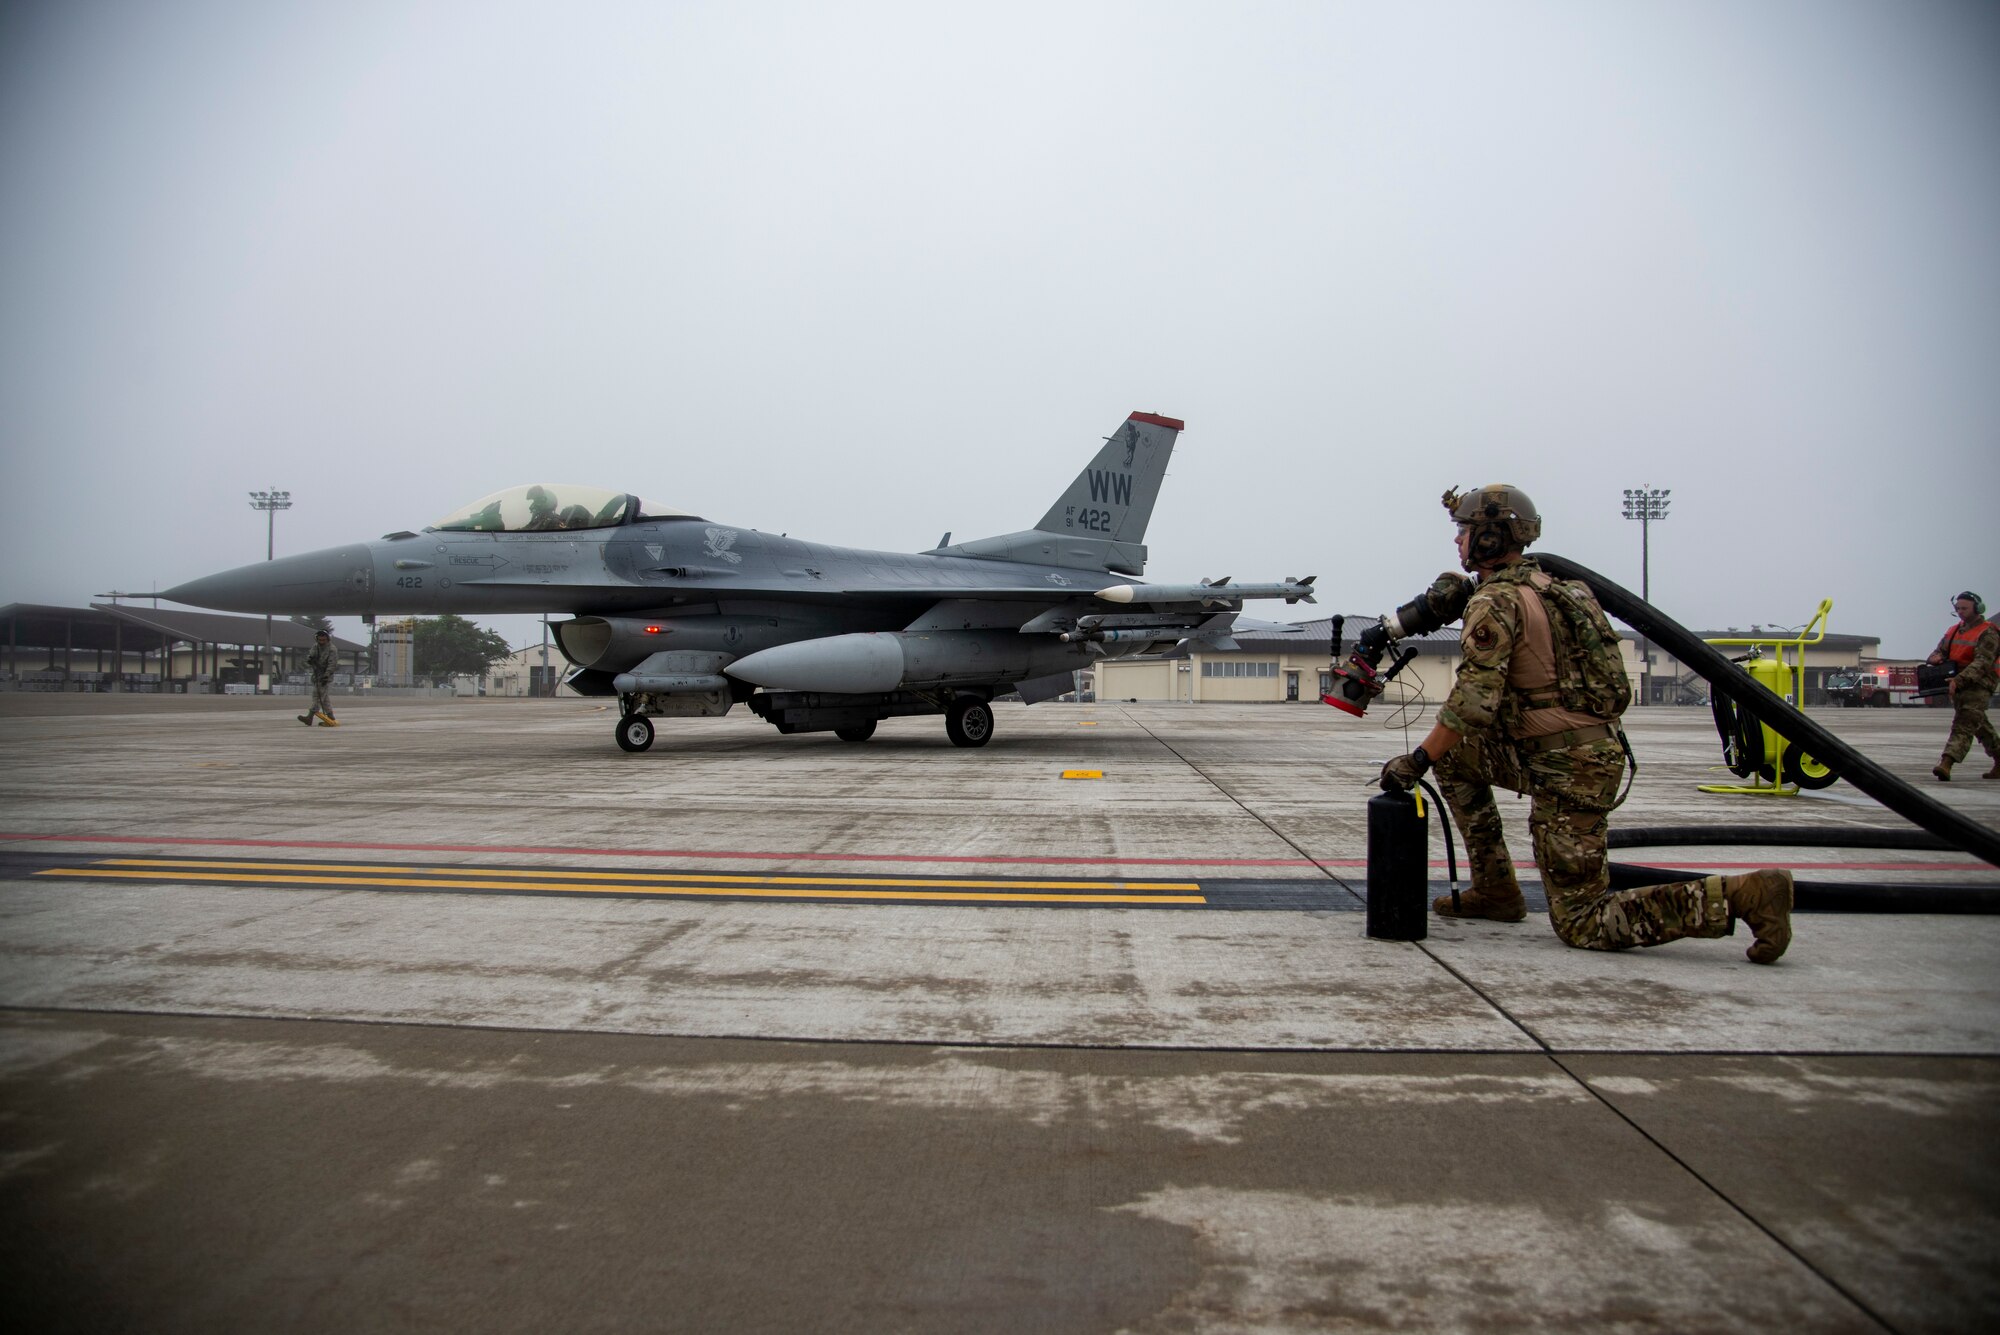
left=91, top=858, right=1196, bottom=893
left=97, top=859, right=423, bottom=874
left=34, top=867, right=1205, bottom=905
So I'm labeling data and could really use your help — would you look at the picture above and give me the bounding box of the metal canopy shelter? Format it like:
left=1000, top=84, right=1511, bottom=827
left=0, top=603, right=365, bottom=691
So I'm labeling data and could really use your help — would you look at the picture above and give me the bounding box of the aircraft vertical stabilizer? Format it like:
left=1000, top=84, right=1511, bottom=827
left=1034, top=412, right=1181, bottom=545
left=931, top=411, right=1182, bottom=574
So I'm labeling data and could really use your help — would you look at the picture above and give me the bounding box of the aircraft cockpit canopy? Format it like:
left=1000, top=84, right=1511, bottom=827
left=430, top=485, right=687, bottom=533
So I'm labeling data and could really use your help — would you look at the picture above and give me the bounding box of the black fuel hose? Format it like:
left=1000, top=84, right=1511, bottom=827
left=1538, top=552, right=2000, bottom=870
left=1605, top=824, right=1999, bottom=913
left=1608, top=825, right=1954, bottom=852
left=1606, top=863, right=2000, bottom=913
left=1416, top=776, right=1458, bottom=912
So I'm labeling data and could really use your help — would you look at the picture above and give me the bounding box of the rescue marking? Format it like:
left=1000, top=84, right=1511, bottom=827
left=1061, top=770, right=1104, bottom=779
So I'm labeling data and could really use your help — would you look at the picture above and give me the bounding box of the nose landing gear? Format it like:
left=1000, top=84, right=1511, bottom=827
left=615, top=713, right=656, bottom=752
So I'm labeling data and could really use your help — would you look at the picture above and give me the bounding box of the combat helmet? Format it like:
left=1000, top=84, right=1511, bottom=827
left=1443, top=484, right=1541, bottom=565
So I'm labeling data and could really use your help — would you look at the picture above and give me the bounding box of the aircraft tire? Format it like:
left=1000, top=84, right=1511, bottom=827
left=945, top=698, right=993, bottom=748
left=835, top=721, right=877, bottom=743
left=615, top=713, right=655, bottom=753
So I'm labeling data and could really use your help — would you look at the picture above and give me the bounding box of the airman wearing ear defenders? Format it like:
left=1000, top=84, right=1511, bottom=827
left=1378, top=485, right=1795, bottom=963
left=1927, top=591, right=1998, bottom=781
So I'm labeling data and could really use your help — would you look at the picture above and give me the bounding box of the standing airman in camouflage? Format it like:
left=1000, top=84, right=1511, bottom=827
left=1926, top=591, right=1998, bottom=781
left=1377, top=485, right=1796, bottom=963
left=300, top=629, right=339, bottom=726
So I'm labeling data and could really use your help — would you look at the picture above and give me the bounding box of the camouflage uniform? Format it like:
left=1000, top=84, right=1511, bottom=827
left=1435, top=558, right=1733, bottom=951
left=306, top=640, right=338, bottom=720
left=1933, top=620, right=1999, bottom=768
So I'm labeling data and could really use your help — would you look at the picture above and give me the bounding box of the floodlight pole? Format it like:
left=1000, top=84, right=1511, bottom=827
left=248, top=489, right=292, bottom=691
left=1621, top=486, right=1670, bottom=705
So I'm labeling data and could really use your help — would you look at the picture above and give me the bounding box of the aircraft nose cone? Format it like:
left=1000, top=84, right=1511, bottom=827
left=163, top=547, right=376, bottom=614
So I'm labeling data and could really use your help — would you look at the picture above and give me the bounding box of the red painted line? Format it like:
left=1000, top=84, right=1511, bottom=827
left=1621, top=861, right=1997, bottom=873
left=0, top=832, right=1318, bottom=869
left=1315, top=858, right=1994, bottom=873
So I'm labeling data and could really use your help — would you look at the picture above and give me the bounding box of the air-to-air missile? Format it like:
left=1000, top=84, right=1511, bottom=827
left=1093, top=578, right=1316, bottom=606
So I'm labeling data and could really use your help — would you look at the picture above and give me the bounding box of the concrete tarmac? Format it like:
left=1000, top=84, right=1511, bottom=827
left=1, top=695, right=1996, bottom=1333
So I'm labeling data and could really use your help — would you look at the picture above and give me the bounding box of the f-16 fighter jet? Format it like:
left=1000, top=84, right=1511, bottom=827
left=163, top=412, right=1314, bottom=751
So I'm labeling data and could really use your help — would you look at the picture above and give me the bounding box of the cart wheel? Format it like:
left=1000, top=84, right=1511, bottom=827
left=835, top=721, right=877, bottom=742
left=1783, top=748, right=1839, bottom=790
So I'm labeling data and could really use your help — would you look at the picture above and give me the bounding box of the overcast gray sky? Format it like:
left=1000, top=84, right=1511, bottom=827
left=3, top=0, right=1994, bottom=657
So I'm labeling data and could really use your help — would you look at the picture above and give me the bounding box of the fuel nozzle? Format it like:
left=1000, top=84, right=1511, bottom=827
left=1321, top=615, right=1414, bottom=716
left=1321, top=573, right=1473, bottom=718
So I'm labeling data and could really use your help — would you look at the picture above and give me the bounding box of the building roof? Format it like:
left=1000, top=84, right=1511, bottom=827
left=90, top=604, right=364, bottom=650
left=1238, top=619, right=1881, bottom=655
left=0, top=602, right=363, bottom=652
left=1228, top=615, right=1461, bottom=653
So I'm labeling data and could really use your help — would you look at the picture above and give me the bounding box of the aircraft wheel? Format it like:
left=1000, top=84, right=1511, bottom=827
left=945, top=698, right=993, bottom=748
left=615, top=714, right=655, bottom=753
left=1783, top=748, right=1839, bottom=790
left=835, top=721, right=877, bottom=743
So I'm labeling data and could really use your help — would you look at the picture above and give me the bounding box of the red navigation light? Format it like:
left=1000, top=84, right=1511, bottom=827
left=645, top=625, right=663, bottom=634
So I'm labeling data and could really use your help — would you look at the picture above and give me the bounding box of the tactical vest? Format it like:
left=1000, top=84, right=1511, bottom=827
left=1944, top=619, right=1996, bottom=666
left=1484, top=560, right=1632, bottom=720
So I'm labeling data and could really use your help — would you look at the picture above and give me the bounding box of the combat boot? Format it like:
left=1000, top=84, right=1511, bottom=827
left=297, top=713, right=313, bottom=726
left=1933, top=757, right=1953, bottom=782
left=1723, top=869, right=1794, bottom=965
left=1433, top=885, right=1528, bottom=922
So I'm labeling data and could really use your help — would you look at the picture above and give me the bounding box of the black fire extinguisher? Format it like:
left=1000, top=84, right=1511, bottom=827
left=1366, top=779, right=1457, bottom=941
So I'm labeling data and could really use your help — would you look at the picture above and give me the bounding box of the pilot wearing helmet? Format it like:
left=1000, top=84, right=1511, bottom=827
left=1376, top=484, right=1796, bottom=964
left=523, top=485, right=565, bottom=531
left=1925, top=591, right=1998, bottom=781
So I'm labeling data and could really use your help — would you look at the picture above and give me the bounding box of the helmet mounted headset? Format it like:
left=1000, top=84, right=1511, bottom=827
left=1443, top=484, right=1541, bottom=570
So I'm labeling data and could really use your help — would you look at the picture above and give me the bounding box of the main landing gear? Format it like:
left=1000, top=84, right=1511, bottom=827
left=945, top=697, right=994, bottom=748
left=619, top=693, right=997, bottom=750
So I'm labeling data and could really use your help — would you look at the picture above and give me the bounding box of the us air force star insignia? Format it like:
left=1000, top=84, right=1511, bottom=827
left=1046, top=573, right=1072, bottom=586
left=1471, top=623, right=1496, bottom=650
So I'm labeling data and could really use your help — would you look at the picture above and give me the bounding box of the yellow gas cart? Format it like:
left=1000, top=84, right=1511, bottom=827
left=1701, top=601, right=1840, bottom=795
